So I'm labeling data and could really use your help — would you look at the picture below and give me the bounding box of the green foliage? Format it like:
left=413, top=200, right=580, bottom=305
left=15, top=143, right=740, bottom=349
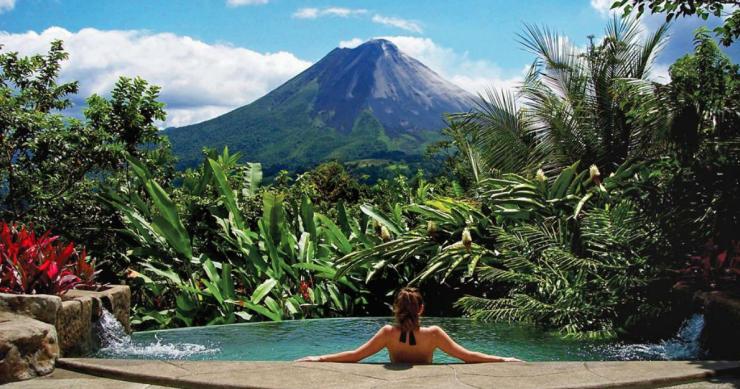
left=615, top=28, right=739, bottom=260
left=105, top=149, right=374, bottom=329
left=0, top=40, right=172, bottom=279
left=457, top=198, right=658, bottom=338
left=165, top=79, right=442, bottom=176
left=3, top=23, right=736, bottom=343
left=611, top=0, right=739, bottom=46
left=336, top=159, right=660, bottom=337
left=444, top=17, right=668, bottom=178
left=440, top=22, right=738, bottom=337
left=304, top=161, right=363, bottom=205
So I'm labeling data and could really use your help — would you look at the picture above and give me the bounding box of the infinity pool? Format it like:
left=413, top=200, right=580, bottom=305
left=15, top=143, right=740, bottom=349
left=94, top=313, right=705, bottom=363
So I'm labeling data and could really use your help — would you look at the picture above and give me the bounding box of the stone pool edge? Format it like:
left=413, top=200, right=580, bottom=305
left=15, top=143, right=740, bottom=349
left=57, top=358, right=740, bottom=389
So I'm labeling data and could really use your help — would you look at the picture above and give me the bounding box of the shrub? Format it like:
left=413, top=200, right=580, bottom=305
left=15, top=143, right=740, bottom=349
left=0, top=222, right=96, bottom=295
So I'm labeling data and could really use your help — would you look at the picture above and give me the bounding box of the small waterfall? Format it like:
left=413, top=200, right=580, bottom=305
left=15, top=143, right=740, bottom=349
left=93, top=309, right=219, bottom=359
left=606, top=314, right=705, bottom=360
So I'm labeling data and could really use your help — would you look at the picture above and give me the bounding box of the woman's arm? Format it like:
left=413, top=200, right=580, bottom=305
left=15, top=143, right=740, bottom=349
left=431, top=326, right=523, bottom=363
left=296, top=325, right=390, bottom=363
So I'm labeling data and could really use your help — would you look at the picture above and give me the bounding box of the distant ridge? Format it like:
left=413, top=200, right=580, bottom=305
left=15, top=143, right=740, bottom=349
left=165, top=39, right=474, bottom=173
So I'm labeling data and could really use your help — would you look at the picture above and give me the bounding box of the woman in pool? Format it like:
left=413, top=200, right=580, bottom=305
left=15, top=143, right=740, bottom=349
left=297, top=287, right=523, bottom=364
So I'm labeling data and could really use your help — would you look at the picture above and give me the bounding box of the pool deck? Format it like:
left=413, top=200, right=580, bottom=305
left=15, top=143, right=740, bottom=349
left=5, top=359, right=739, bottom=389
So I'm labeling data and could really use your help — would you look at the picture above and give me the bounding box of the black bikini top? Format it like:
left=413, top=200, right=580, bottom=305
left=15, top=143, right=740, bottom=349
left=399, top=330, right=417, bottom=346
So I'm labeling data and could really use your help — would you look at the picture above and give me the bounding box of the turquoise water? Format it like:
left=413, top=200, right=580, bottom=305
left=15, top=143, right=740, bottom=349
left=93, top=313, right=705, bottom=363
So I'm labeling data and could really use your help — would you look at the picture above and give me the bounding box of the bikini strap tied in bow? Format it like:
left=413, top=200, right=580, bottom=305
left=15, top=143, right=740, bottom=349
left=399, top=330, right=416, bottom=346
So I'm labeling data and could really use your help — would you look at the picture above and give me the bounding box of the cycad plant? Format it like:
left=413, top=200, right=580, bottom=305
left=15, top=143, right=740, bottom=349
left=457, top=200, right=657, bottom=338
left=451, top=17, right=668, bottom=179
left=337, top=158, right=660, bottom=337
left=336, top=197, right=495, bottom=285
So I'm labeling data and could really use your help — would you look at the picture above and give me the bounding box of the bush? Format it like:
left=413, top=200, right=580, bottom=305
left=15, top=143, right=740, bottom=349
left=0, top=222, right=96, bottom=295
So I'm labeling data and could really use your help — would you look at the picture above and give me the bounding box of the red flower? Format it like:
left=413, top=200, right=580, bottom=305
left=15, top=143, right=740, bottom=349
left=299, top=280, right=311, bottom=300
left=0, top=222, right=96, bottom=295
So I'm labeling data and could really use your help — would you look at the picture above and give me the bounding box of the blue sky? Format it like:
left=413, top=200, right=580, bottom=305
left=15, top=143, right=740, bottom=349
left=1, top=0, right=737, bottom=126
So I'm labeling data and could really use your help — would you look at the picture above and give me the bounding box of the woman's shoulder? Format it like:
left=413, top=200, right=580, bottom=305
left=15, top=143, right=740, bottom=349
left=380, top=324, right=395, bottom=334
left=421, top=325, right=444, bottom=334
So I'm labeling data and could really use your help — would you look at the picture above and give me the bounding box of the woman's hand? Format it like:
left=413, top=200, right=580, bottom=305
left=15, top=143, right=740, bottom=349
left=295, top=356, right=322, bottom=362
left=503, top=357, right=523, bottom=362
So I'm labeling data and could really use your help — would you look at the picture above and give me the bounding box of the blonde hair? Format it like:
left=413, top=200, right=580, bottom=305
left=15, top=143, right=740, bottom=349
left=393, top=287, right=423, bottom=332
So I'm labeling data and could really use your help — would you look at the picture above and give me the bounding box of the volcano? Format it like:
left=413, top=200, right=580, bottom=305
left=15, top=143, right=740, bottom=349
left=165, top=39, right=474, bottom=173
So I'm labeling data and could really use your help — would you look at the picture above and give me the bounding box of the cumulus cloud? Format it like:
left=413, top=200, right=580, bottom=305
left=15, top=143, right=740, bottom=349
left=0, top=27, right=311, bottom=127
left=371, top=15, right=423, bottom=33
left=0, top=0, right=15, bottom=13
left=292, top=7, right=367, bottom=19
left=293, top=7, right=422, bottom=33
left=383, top=36, right=524, bottom=94
left=590, top=0, right=615, bottom=17
left=226, top=0, right=269, bottom=6
left=339, top=35, right=523, bottom=95
left=338, top=38, right=364, bottom=48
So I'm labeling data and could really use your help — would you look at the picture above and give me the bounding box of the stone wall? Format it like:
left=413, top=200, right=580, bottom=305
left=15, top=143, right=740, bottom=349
left=697, top=291, right=740, bottom=359
left=0, top=293, right=61, bottom=325
left=0, top=285, right=130, bottom=383
left=64, top=285, right=131, bottom=334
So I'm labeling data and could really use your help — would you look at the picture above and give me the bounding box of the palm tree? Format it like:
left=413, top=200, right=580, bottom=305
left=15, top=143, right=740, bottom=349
left=453, top=16, right=669, bottom=178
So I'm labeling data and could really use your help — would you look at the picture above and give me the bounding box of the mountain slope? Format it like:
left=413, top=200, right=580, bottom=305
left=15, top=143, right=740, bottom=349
left=165, top=39, right=474, bottom=173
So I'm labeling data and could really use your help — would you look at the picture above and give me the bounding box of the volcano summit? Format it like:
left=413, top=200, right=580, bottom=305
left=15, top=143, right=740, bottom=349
left=166, top=39, right=474, bottom=173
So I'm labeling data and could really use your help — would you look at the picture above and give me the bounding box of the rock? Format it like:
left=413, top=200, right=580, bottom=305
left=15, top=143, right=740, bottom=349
left=0, top=293, right=61, bottom=325
left=698, top=291, right=740, bottom=359
left=0, top=285, right=131, bottom=363
left=65, top=285, right=131, bottom=334
left=56, top=297, right=94, bottom=357
left=104, top=285, right=131, bottom=334
left=0, top=312, right=59, bottom=383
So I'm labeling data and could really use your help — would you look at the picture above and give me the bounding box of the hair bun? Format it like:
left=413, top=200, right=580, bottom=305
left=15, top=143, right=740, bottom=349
left=393, top=287, right=424, bottom=333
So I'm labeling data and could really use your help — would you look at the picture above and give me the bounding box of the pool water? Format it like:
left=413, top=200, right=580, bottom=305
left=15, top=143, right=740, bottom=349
left=93, top=313, right=705, bottom=363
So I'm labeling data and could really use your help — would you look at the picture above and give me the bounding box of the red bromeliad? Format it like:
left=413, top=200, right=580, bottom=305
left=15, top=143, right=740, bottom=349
left=681, top=239, right=740, bottom=290
left=299, top=279, right=312, bottom=300
left=0, top=222, right=97, bottom=295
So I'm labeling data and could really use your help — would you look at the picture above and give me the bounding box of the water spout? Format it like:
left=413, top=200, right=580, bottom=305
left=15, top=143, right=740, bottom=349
left=93, top=309, right=219, bottom=359
left=606, top=314, right=705, bottom=360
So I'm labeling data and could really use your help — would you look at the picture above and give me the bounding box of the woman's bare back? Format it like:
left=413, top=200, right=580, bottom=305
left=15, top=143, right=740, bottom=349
left=386, top=325, right=437, bottom=363
left=296, top=288, right=521, bottom=364
left=296, top=324, right=522, bottom=364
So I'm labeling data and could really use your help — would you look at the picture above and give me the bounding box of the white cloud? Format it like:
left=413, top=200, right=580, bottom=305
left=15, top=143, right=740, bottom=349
left=293, top=8, right=422, bottom=34
left=226, top=0, right=268, bottom=6
left=292, top=7, right=367, bottom=19
left=0, top=0, right=15, bottom=13
left=590, top=0, right=615, bottom=17
left=0, top=27, right=311, bottom=127
left=293, top=8, right=318, bottom=19
left=362, top=35, right=523, bottom=95
left=648, top=63, right=671, bottom=84
left=338, top=38, right=364, bottom=49
left=371, top=15, right=422, bottom=33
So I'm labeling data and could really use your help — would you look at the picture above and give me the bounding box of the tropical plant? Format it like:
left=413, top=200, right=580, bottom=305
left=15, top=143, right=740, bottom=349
left=104, top=149, right=373, bottom=329
left=456, top=199, right=658, bottom=338
left=0, top=41, right=172, bottom=283
left=339, top=162, right=638, bottom=281
left=447, top=17, right=668, bottom=180
left=614, top=28, right=739, bottom=286
left=611, top=0, right=739, bottom=46
left=0, top=222, right=97, bottom=295
left=337, top=197, right=493, bottom=285
left=337, top=154, right=663, bottom=337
